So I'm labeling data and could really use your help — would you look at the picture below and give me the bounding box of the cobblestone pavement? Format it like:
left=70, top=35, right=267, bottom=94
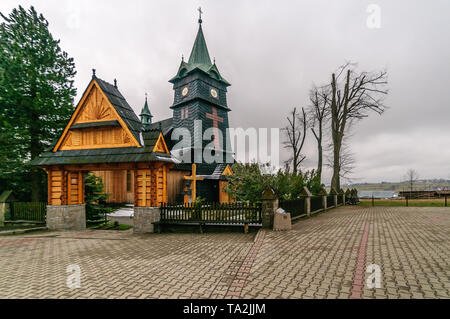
left=0, top=206, right=448, bottom=299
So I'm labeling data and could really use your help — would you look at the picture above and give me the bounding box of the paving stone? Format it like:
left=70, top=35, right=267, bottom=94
left=0, top=206, right=448, bottom=299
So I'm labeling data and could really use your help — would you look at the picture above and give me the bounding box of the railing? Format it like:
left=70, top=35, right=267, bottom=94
left=8, top=202, right=47, bottom=223
left=338, top=195, right=344, bottom=206
left=310, top=196, right=323, bottom=213
left=327, top=195, right=335, bottom=208
left=360, top=196, right=448, bottom=207
left=160, top=202, right=262, bottom=225
left=279, top=198, right=306, bottom=219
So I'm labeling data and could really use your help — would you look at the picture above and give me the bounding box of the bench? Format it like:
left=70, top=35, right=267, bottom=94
left=153, top=220, right=256, bottom=234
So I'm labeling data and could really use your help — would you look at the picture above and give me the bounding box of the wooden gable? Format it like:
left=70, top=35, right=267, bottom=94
left=152, top=133, right=170, bottom=154
left=221, top=165, right=233, bottom=176
left=54, top=80, right=141, bottom=152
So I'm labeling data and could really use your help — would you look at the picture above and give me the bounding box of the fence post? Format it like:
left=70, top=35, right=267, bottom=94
left=339, top=189, right=345, bottom=206
left=318, top=188, right=328, bottom=212
left=301, top=186, right=312, bottom=217
left=445, top=195, right=447, bottom=207
left=261, top=186, right=278, bottom=229
left=0, top=202, right=5, bottom=227
left=330, top=188, right=338, bottom=208
left=372, top=195, right=375, bottom=207
left=406, top=196, right=409, bottom=207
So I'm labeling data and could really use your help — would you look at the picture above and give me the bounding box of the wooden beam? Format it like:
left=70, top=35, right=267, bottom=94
left=184, top=164, right=204, bottom=202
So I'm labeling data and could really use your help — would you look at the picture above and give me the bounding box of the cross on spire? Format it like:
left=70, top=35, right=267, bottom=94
left=198, top=7, right=203, bottom=24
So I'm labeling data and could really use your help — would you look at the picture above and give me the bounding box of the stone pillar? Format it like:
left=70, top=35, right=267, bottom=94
left=318, top=188, right=328, bottom=212
left=47, top=204, right=86, bottom=231
left=330, top=188, right=338, bottom=208
left=133, top=207, right=160, bottom=234
left=261, top=187, right=278, bottom=229
left=300, top=186, right=312, bottom=217
left=305, top=196, right=311, bottom=217
left=340, top=189, right=346, bottom=206
left=0, top=202, right=5, bottom=227
left=334, top=195, right=338, bottom=208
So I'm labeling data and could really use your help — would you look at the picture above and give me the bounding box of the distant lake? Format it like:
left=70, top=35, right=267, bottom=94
left=359, top=191, right=398, bottom=199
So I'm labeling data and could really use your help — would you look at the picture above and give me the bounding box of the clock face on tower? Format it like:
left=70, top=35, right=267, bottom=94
left=210, top=88, right=218, bottom=99
left=182, top=87, right=189, bottom=97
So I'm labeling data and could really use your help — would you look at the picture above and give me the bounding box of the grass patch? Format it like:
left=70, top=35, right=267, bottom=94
left=0, top=223, right=44, bottom=231
left=359, top=199, right=448, bottom=207
left=89, top=222, right=133, bottom=231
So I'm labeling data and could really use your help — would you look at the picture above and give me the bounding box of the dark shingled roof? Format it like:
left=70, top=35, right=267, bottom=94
left=94, top=77, right=143, bottom=144
left=32, top=147, right=174, bottom=166
left=31, top=76, right=180, bottom=167
left=32, top=128, right=177, bottom=166
left=171, top=163, right=228, bottom=180
left=150, top=118, right=173, bottom=137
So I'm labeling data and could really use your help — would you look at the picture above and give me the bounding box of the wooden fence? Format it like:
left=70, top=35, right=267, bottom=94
left=279, top=198, right=306, bottom=219
left=8, top=202, right=47, bottom=223
left=327, top=195, right=335, bottom=208
left=310, top=196, right=324, bottom=213
left=160, top=202, right=262, bottom=225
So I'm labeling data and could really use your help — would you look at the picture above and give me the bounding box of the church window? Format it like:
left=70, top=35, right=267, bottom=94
left=181, top=107, right=189, bottom=120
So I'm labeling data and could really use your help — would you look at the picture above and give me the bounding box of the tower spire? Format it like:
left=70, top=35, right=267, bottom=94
left=140, top=93, right=153, bottom=129
left=188, top=8, right=212, bottom=66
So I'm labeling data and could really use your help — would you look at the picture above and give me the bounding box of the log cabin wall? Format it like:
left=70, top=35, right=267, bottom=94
left=167, top=170, right=190, bottom=203
left=92, top=170, right=134, bottom=204
left=136, top=169, right=151, bottom=207
left=47, top=168, right=65, bottom=205
left=67, top=171, right=84, bottom=205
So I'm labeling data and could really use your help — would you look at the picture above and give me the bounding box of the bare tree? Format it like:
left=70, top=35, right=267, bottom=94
left=308, top=85, right=331, bottom=183
left=283, top=107, right=307, bottom=175
left=405, top=169, right=419, bottom=193
left=326, top=142, right=356, bottom=184
left=329, top=62, right=388, bottom=190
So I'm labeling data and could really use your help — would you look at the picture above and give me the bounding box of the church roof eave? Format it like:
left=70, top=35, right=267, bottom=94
left=169, top=64, right=231, bottom=86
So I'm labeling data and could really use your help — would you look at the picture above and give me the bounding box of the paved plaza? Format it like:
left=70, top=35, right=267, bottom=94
left=0, top=206, right=448, bottom=299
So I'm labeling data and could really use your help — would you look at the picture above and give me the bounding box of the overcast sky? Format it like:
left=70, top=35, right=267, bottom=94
left=2, top=0, right=450, bottom=184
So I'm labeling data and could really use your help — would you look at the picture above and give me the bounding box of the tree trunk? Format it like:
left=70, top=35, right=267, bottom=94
left=30, top=111, right=41, bottom=202
left=331, top=132, right=342, bottom=191
left=317, top=141, right=322, bottom=182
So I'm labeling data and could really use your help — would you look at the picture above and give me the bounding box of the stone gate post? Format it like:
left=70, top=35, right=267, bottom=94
left=134, top=207, right=161, bottom=234
left=261, top=186, right=278, bottom=229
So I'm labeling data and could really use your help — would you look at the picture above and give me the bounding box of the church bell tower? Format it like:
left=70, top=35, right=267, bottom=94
left=169, top=9, right=232, bottom=165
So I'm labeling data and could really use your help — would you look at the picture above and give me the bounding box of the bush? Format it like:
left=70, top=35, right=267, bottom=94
left=84, top=173, right=111, bottom=223
left=224, top=162, right=324, bottom=202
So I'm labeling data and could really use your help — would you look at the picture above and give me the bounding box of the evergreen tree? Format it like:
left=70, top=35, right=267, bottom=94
left=84, top=173, right=111, bottom=223
left=0, top=6, right=76, bottom=201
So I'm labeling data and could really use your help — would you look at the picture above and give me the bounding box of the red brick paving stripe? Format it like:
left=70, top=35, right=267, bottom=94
left=350, top=221, right=370, bottom=299
left=225, top=229, right=266, bottom=298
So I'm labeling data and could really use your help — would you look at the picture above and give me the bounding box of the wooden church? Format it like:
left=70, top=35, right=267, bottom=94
left=32, top=13, right=235, bottom=206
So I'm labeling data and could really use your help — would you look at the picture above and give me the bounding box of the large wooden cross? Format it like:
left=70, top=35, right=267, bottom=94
left=206, top=106, right=223, bottom=149
left=137, top=171, right=151, bottom=206
left=184, top=164, right=204, bottom=202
